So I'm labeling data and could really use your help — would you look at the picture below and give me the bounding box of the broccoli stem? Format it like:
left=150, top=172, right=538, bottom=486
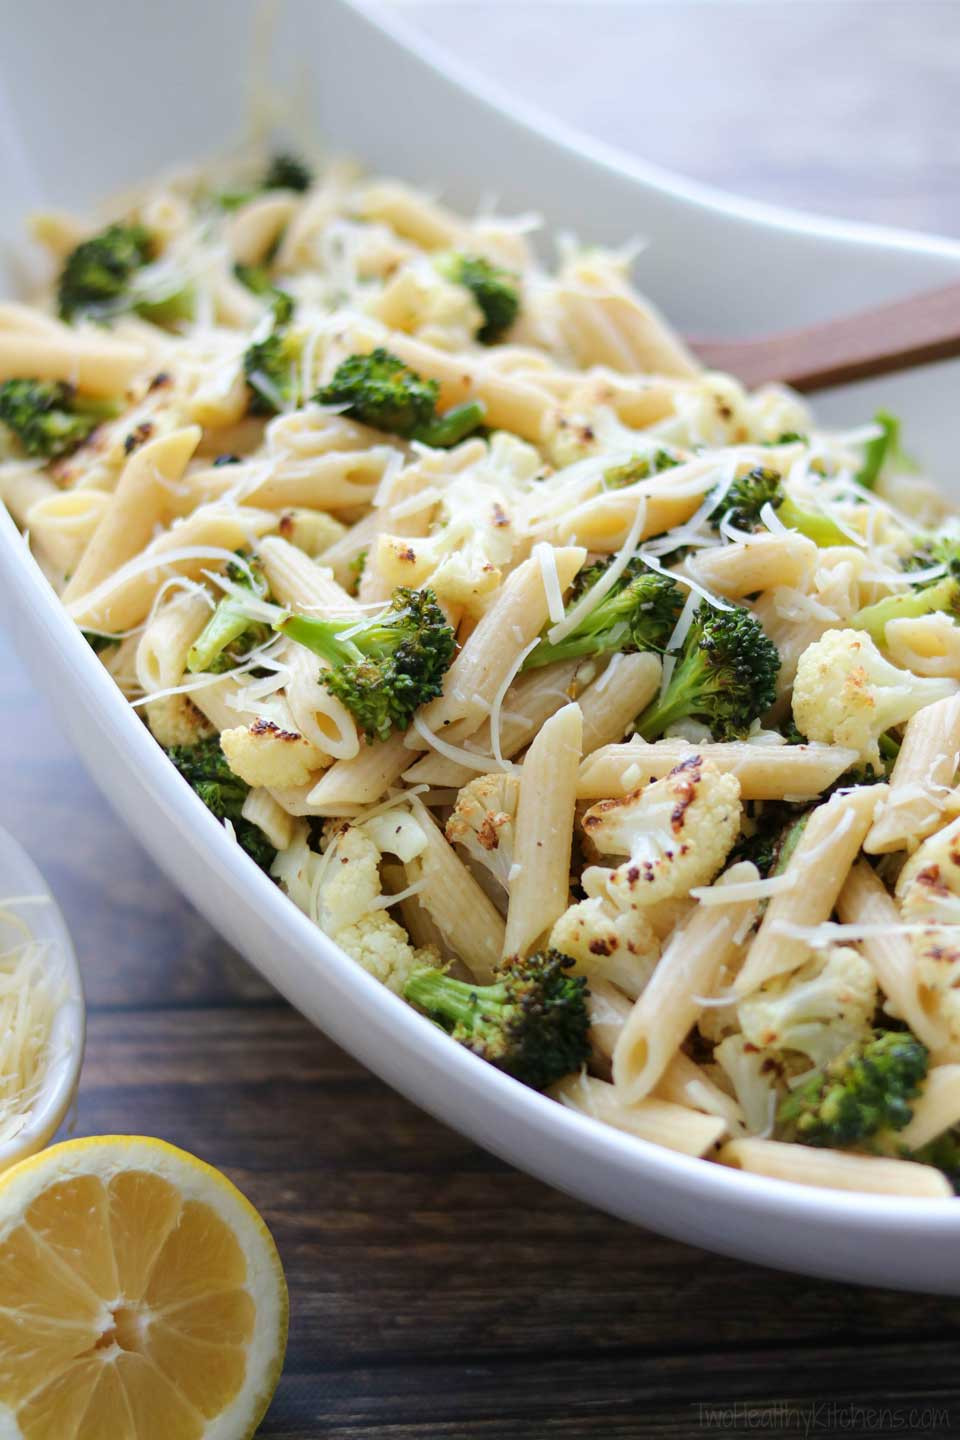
left=186, top=603, right=259, bottom=673
left=278, top=613, right=363, bottom=666
left=404, top=968, right=496, bottom=1030
left=776, top=495, right=849, bottom=548
left=851, top=573, right=960, bottom=645
left=856, top=410, right=915, bottom=490
left=633, top=646, right=710, bottom=739
left=414, top=399, right=486, bottom=448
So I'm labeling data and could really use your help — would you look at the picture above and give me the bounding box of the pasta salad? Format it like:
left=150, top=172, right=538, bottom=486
left=4, top=150, right=960, bottom=1199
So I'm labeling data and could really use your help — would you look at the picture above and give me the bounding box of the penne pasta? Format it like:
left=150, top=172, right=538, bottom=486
left=577, top=739, right=859, bottom=801
left=719, top=1138, right=953, bottom=1198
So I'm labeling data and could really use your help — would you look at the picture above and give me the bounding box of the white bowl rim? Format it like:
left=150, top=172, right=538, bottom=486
left=0, top=824, right=86, bottom=1167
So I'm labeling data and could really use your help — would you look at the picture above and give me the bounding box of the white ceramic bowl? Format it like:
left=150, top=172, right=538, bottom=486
left=4, top=0, right=960, bottom=1290
left=0, top=827, right=85, bottom=1170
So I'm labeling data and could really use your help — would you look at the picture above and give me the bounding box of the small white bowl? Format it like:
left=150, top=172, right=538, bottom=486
left=0, top=826, right=85, bottom=1171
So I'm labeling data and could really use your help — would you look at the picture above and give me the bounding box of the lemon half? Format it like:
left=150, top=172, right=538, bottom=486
left=0, top=1135, right=288, bottom=1439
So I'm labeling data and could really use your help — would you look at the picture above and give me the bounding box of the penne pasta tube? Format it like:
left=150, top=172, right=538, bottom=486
left=406, top=803, right=505, bottom=983
left=258, top=535, right=361, bottom=615
left=415, top=546, right=586, bottom=737
left=241, top=446, right=395, bottom=511
left=734, top=786, right=886, bottom=996
left=688, top=531, right=818, bottom=599
left=552, top=1073, right=727, bottom=1157
left=837, top=860, right=947, bottom=1051
left=240, top=787, right=297, bottom=852
left=577, top=739, right=860, bottom=802
left=899, top=1066, right=960, bottom=1150
left=0, top=301, right=67, bottom=335
left=503, top=703, right=583, bottom=960
left=578, top=653, right=662, bottom=754
left=865, top=693, right=960, bottom=854
left=282, top=641, right=360, bottom=761
left=586, top=977, right=634, bottom=1062
left=62, top=426, right=202, bottom=604
left=554, top=253, right=700, bottom=378
left=612, top=862, right=760, bottom=1103
left=718, top=1138, right=952, bottom=1198
left=654, top=1052, right=745, bottom=1132
left=353, top=181, right=464, bottom=250
left=0, top=462, right=57, bottom=525
left=0, top=330, right=147, bottom=396
left=66, top=503, right=279, bottom=632
left=227, top=194, right=299, bottom=266
left=402, top=659, right=580, bottom=788
left=23, top=486, right=112, bottom=576
left=135, top=588, right=212, bottom=694
left=305, top=733, right=414, bottom=808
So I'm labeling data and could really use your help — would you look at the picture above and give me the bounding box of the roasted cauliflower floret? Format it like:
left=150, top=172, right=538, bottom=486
left=713, top=1035, right=782, bottom=1135
left=737, top=945, right=877, bottom=1068
left=272, top=817, right=436, bottom=992
left=792, top=628, right=957, bottom=767
left=220, top=718, right=325, bottom=789
left=548, top=895, right=660, bottom=999
left=144, top=693, right=214, bottom=749
left=445, top=773, right=520, bottom=892
left=896, top=814, right=960, bottom=926
left=580, top=756, right=742, bottom=908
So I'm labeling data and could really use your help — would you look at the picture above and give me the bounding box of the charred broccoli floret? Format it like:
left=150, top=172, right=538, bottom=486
left=165, top=737, right=276, bottom=871
left=57, top=223, right=153, bottom=321
left=709, top=466, right=848, bottom=547
left=314, top=348, right=485, bottom=446
left=634, top=600, right=780, bottom=741
left=777, top=1029, right=929, bottom=1148
left=403, top=949, right=590, bottom=1090
left=57, top=222, right=193, bottom=326
left=263, top=152, right=313, bottom=192
left=0, top=380, right=117, bottom=458
left=186, top=554, right=271, bottom=674
left=440, top=253, right=520, bottom=343
left=523, top=557, right=683, bottom=670
left=243, top=310, right=303, bottom=415
left=278, top=585, right=456, bottom=741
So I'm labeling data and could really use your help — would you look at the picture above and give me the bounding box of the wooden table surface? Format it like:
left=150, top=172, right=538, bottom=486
left=5, top=3, right=960, bottom=1435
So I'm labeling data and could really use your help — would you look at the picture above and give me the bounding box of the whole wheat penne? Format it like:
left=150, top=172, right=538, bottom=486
left=689, top=531, right=818, bottom=598
left=415, top=546, right=585, bottom=737
left=552, top=1073, right=727, bottom=1158
left=406, top=803, right=505, bottom=983
left=613, top=862, right=760, bottom=1103
left=654, top=1052, right=745, bottom=1132
left=718, top=1138, right=952, bottom=1198
left=503, top=703, right=583, bottom=959
left=734, top=787, right=886, bottom=996
left=865, top=693, right=960, bottom=853
left=579, top=653, right=662, bottom=754
left=837, top=860, right=948, bottom=1051
left=63, top=426, right=202, bottom=603
left=577, top=739, right=859, bottom=801
left=899, top=1066, right=960, bottom=1150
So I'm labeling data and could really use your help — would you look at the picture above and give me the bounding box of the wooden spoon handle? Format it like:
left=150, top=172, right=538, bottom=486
left=688, top=279, right=960, bottom=393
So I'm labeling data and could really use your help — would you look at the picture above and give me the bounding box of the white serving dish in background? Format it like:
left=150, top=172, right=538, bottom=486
left=0, top=827, right=85, bottom=1170
left=3, top=0, right=960, bottom=1290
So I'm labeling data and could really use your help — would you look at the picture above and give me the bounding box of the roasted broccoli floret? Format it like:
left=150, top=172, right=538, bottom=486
left=709, top=466, right=848, bottom=547
left=278, top=585, right=456, bottom=741
left=186, top=554, right=271, bottom=674
left=347, top=548, right=368, bottom=597
left=777, top=1028, right=929, bottom=1148
left=0, top=380, right=117, bottom=458
left=857, top=410, right=915, bottom=490
left=912, top=1130, right=960, bottom=1193
left=634, top=600, right=780, bottom=741
left=523, top=557, right=683, bottom=669
left=602, top=450, right=681, bottom=489
left=165, top=737, right=277, bottom=871
left=439, top=253, right=519, bottom=343
left=314, top=348, right=485, bottom=446
left=243, top=312, right=303, bottom=415
left=57, top=222, right=193, bottom=326
left=403, top=949, right=590, bottom=1090
left=852, top=572, right=960, bottom=645
left=57, top=223, right=153, bottom=321
left=728, top=806, right=809, bottom=881
left=263, top=152, right=313, bottom=192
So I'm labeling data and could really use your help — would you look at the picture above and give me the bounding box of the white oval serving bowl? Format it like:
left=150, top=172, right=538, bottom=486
left=3, top=0, right=960, bottom=1290
left=0, top=827, right=85, bottom=1170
